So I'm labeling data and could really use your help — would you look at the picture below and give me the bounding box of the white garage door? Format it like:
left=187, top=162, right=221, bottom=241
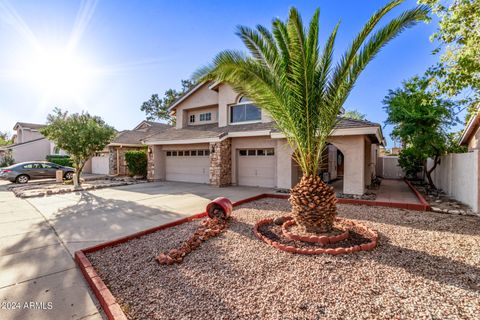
left=91, top=155, right=109, bottom=174
left=237, top=148, right=276, bottom=188
left=165, top=149, right=210, bottom=184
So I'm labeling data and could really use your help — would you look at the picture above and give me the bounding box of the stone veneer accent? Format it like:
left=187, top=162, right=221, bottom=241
left=209, top=138, right=232, bottom=187
left=147, top=146, right=155, bottom=181
left=109, top=146, right=143, bottom=176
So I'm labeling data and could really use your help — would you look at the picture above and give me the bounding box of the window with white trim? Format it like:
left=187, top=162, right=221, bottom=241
left=189, top=114, right=195, bottom=123
left=199, top=112, right=211, bottom=121
left=230, top=97, right=261, bottom=123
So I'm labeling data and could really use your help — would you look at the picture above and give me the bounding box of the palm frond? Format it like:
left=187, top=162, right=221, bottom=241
left=195, top=0, right=427, bottom=176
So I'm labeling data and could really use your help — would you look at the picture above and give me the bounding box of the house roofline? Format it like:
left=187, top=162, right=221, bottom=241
left=167, top=81, right=208, bottom=112
left=145, top=126, right=384, bottom=146
left=107, top=143, right=144, bottom=148
left=460, top=106, right=480, bottom=145
left=1, top=137, right=47, bottom=149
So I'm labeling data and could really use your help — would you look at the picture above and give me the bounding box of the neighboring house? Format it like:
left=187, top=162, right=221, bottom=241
left=85, top=120, right=171, bottom=175
left=0, top=122, right=66, bottom=164
left=460, top=108, right=480, bottom=150
left=143, top=81, right=384, bottom=195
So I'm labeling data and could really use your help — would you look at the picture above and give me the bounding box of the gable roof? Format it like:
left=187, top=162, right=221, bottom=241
left=13, top=122, right=46, bottom=130
left=168, top=81, right=208, bottom=112
left=110, top=121, right=171, bottom=146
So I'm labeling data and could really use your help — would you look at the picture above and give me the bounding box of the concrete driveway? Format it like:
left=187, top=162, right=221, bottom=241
left=0, top=180, right=271, bottom=320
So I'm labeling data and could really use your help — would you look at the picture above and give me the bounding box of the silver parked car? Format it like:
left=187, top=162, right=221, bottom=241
left=0, top=161, right=74, bottom=183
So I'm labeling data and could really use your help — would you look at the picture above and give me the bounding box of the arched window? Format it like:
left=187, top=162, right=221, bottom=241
left=230, top=96, right=261, bottom=123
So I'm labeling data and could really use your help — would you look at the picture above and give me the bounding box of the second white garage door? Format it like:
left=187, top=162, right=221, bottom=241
left=237, top=148, right=276, bottom=188
left=165, top=149, right=210, bottom=184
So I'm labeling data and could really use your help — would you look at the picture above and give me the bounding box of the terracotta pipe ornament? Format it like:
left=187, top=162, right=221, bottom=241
left=156, top=198, right=233, bottom=265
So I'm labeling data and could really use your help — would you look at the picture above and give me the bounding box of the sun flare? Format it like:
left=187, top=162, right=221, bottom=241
left=23, top=48, right=93, bottom=98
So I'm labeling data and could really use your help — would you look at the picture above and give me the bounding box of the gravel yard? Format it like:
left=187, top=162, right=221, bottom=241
left=87, top=198, right=480, bottom=320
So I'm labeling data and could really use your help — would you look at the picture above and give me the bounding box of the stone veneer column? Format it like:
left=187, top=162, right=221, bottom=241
left=209, top=138, right=232, bottom=187
left=108, top=147, right=117, bottom=175
left=147, top=145, right=155, bottom=181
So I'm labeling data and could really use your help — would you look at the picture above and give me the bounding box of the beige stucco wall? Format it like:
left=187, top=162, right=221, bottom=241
left=174, top=83, right=271, bottom=128
left=11, top=139, right=51, bottom=163
left=428, top=150, right=479, bottom=212
left=186, top=106, right=218, bottom=126
left=230, top=136, right=276, bottom=185
left=218, top=84, right=238, bottom=127
left=175, top=83, right=219, bottom=129
left=467, top=126, right=480, bottom=151
left=276, top=139, right=294, bottom=189
left=328, top=135, right=366, bottom=195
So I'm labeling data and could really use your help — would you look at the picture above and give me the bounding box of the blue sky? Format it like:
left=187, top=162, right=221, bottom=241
left=0, top=0, right=445, bottom=146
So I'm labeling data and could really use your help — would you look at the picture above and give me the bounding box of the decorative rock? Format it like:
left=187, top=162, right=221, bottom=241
left=156, top=217, right=229, bottom=265
left=273, top=216, right=287, bottom=225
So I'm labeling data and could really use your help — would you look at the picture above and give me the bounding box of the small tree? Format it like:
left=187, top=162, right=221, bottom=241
left=384, top=76, right=459, bottom=188
left=141, top=79, right=196, bottom=125
left=41, top=108, right=116, bottom=186
left=125, top=150, right=147, bottom=178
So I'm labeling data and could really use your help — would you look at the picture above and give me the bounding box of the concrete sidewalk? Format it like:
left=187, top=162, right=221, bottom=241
left=0, top=180, right=102, bottom=320
left=331, top=178, right=420, bottom=204
left=0, top=180, right=271, bottom=319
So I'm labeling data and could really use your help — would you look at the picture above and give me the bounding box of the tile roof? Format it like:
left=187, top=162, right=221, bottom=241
left=111, top=122, right=171, bottom=146
left=144, top=118, right=379, bottom=143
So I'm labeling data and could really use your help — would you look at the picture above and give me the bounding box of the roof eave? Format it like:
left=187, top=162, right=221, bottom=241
left=167, top=81, right=208, bottom=112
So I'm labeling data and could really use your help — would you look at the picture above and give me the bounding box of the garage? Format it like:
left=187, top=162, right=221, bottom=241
left=165, top=149, right=210, bottom=183
left=237, top=148, right=276, bottom=188
left=91, top=154, right=109, bottom=175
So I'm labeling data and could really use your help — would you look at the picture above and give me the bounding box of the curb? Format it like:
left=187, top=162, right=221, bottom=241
left=75, top=192, right=429, bottom=319
left=404, top=179, right=431, bottom=211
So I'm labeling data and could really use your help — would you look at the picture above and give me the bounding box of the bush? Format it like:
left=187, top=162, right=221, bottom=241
left=0, top=151, right=14, bottom=167
left=125, top=150, right=147, bottom=177
left=46, top=155, right=73, bottom=167
left=398, top=148, right=423, bottom=179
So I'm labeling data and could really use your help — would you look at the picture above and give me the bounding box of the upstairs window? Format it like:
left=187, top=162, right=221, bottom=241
left=189, top=114, right=195, bottom=123
left=230, top=96, right=261, bottom=123
left=199, top=112, right=212, bottom=122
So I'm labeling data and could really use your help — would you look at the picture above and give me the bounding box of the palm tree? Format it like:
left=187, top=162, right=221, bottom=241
left=196, top=0, right=429, bottom=234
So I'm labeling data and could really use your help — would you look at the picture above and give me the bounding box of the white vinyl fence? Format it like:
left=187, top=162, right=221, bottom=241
left=427, top=150, right=479, bottom=212
left=376, top=156, right=405, bottom=179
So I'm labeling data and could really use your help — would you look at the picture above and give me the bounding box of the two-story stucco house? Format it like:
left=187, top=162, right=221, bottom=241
left=143, top=82, right=384, bottom=195
left=0, top=122, right=66, bottom=164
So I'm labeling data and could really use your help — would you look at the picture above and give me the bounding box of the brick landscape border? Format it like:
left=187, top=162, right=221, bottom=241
left=75, top=190, right=429, bottom=320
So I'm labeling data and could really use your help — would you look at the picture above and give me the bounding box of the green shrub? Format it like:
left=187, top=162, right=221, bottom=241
left=46, top=155, right=73, bottom=167
left=125, top=150, right=147, bottom=177
left=0, top=151, right=14, bottom=167
left=398, top=148, right=423, bottom=178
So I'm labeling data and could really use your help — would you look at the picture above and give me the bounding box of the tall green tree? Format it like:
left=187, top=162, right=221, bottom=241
left=196, top=1, right=428, bottom=233
left=41, top=108, right=116, bottom=186
left=419, top=0, right=480, bottom=123
left=0, top=131, right=13, bottom=146
left=383, top=76, right=459, bottom=188
left=141, top=79, right=195, bottom=125
left=342, top=109, right=367, bottom=120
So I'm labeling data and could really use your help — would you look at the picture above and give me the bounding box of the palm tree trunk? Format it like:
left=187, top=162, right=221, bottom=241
left=289, top=175, right=337, bottom=233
